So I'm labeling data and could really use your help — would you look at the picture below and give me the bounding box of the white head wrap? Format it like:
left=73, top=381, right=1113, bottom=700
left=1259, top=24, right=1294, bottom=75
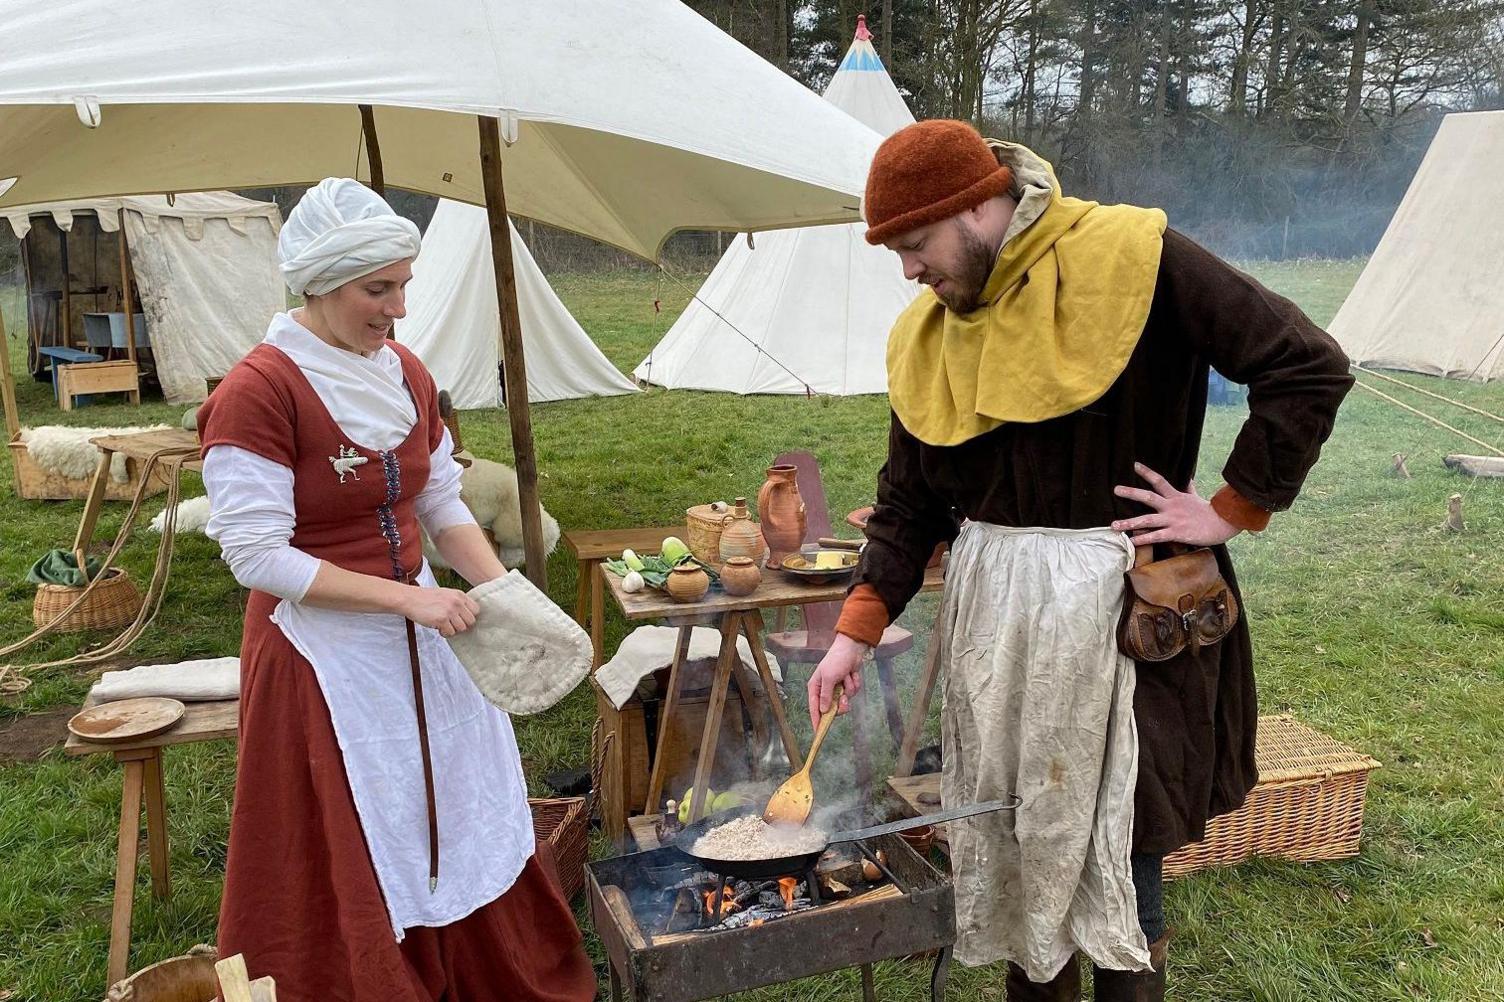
left=278, top=178, right=422, bottom=296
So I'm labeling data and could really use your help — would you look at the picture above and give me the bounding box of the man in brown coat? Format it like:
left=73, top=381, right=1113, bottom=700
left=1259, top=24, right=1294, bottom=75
left=808, top=120, right=1352, bottom=1001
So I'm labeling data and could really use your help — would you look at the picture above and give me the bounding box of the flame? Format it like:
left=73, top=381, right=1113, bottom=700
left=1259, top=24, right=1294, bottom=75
left=778, top=877, right=798, bottom=911
left=749, top=918, right=765, bottom=927
left=702, top=889, right=736, bottom=918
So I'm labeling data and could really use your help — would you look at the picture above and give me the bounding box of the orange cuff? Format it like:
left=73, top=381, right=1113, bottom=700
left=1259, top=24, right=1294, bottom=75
left=1211, top=484, right=1272, bottom=532
left=835, top=584, right=890, bottom=648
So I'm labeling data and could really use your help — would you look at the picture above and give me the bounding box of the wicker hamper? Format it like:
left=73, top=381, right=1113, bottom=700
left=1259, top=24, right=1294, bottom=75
left=530, top=796, right=589, bottom=900
left=32, top=568, right=144, bottom=632
left=1163, top=714, right=1381, bottom=879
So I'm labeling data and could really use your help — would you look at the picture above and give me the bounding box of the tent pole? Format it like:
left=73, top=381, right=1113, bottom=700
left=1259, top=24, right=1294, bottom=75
left=478, top=115, right=549, bottom=589
left=359, top=104, right=386, bottom=196
left=59, top=227, right=72, bottom=349
left=117, top=209, right=137, bottom=366
left=1, top=304, right=20, bottom=442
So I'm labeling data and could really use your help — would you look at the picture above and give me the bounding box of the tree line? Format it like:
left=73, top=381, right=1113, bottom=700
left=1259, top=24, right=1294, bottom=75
left=690, top=0, right=1504, bottom=258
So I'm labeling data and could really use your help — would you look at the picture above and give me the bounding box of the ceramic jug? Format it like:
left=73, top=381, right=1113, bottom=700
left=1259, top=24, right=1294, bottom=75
left=756, top=464, right=806, bottom=567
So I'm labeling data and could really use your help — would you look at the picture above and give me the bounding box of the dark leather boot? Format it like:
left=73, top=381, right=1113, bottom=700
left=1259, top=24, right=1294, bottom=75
left=1006, top=955, right=1082, bottom=1001
left=1091, top=933, right=1168, bottom=1002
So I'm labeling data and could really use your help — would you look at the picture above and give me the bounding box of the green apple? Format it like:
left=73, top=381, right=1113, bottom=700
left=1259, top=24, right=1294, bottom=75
left=711, top=791, right=743, bottom=813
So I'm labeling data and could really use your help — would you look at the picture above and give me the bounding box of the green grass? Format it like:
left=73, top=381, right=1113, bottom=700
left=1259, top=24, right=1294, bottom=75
left=3, top=259, right=1504, bottom=1000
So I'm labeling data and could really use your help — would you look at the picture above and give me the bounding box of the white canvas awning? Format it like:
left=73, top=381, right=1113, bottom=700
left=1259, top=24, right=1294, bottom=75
left=0, top=0, right=880, bottom=260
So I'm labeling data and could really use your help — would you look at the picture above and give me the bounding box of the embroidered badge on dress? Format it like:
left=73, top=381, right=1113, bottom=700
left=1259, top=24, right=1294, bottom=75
left=330, top=444, right=369, bottom=483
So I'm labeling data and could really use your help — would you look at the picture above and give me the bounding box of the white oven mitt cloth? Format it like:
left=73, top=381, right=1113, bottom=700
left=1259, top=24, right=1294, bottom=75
left=445, top=570, right=591, bottom=715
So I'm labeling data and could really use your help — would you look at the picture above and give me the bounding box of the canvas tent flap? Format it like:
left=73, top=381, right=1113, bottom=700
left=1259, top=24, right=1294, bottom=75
left=401, top=200, right=638, bottom=407
left=2, top=192, right=280, bottom=240
left=121, top=206, right=283, bottom=405
left=633, top=23, right=918, bottom=396
left=1328, top=111, right=1504, bottom=382
left=0, top=0, right=879, bottom=261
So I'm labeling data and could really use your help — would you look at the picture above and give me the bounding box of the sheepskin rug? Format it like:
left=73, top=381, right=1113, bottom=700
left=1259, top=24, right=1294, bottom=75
left=154, top=455, right=561, bottom=572
left=19, top=425, right=171, bottom=483
left=148, top=495, right=213, bottom=534
left=424, top=453, right=561, bottom=570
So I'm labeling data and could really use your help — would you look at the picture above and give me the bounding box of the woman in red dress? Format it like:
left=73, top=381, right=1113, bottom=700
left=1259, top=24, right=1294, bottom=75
left=199, top=178, right=596, bottom=1001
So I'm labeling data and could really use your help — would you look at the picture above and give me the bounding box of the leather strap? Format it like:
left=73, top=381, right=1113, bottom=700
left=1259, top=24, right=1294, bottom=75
left=403, top=573, right=440, bottom=893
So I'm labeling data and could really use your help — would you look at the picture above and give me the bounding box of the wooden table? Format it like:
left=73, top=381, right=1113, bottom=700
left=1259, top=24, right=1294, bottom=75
left=561, top=526, right=678, bottom=668
left=72, top=428, right=201, bottom=563
left=65, top=696, right=239, bottom=986
left=603, top=562, right=945, bottom=828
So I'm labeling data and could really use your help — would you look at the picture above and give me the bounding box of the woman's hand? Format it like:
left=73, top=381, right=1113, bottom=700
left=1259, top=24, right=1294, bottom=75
left=1111, top=462, right=1240, bottom=547
left=401, top=586, right=480, bottom=637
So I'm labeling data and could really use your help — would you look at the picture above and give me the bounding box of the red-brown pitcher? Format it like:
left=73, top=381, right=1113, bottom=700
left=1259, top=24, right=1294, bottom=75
left=756, top=464, right=806, bottom=567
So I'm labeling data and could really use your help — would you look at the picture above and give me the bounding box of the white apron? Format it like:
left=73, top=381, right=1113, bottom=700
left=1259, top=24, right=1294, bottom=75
left=273, top=566, right=536, bottom=940
left=939, top=522, right=1150, bottom=978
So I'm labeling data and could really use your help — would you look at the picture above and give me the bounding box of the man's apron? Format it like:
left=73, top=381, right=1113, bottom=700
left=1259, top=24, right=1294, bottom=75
left=939, top=522, right=1151, bottom=979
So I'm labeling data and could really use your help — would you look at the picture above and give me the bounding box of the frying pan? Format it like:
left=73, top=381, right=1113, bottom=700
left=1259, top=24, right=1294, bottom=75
left=672, top=796, right=1021, bottom=880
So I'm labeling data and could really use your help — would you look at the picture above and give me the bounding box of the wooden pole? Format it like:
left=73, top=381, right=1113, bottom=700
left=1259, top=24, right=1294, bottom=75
left=358, top=105, right=398, bottom=342
left=118, top=209, right=138, bottom=366
left=1, top=304, right=20, bottom=441
left=59, top=226, right=72, bottom=348
left=477, top=115, right=549, bottom=587
left=358, top=104, right=386, bottom=196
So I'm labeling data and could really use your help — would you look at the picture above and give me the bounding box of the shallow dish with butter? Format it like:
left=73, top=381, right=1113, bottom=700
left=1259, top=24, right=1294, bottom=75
left=779, top=550, right=860, bottom=583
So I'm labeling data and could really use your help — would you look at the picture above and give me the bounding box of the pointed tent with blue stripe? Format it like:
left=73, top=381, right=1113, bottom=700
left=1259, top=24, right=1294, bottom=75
left=635, top=15, right=919, bottom=395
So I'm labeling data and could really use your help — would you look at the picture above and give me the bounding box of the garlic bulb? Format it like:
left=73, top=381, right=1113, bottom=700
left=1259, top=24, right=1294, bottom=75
left=622, top=570, right=645, bottom=593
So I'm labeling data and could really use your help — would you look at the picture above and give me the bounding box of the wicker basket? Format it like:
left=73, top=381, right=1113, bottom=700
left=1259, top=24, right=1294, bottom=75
left=685, top=503, right=729, bottom=568
left=1163, top=715, right=1381, bottom=879
left=32, top=568, right=144, bottom=633
left=531, top=796, right=589, bottom=900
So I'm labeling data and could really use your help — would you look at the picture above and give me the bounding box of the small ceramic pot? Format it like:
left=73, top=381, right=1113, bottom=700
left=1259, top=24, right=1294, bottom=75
left=718, top=497, right=766, bottom=567
left=898, top=824, right=935, bottom=858
left=720, top=556, right=761, bottom=596
left=665, top=564, right=711, bottom=603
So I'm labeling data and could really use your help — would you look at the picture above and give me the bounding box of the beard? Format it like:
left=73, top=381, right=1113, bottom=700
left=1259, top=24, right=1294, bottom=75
left=927, top=222, right=996, bottom=313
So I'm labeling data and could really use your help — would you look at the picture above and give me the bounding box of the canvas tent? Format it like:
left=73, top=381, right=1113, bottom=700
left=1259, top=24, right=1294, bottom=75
left=0, top=0, right=880, bottom=581
left=400, top=201, right=636, bottom=407
left=2, top=193, right=283, bottom=404
left=634, top=16, right=918, bottom=395
left=1328, top=110, right=1504, bottom=381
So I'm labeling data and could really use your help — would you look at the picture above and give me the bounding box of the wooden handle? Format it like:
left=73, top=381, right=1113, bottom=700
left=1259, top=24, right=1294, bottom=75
left=817, top=537, right=864, bottom=551
left=803, top=683, right=842, bottom=771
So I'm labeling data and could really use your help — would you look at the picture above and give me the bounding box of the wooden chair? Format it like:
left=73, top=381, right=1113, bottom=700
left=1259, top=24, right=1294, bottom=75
left=761, top=451, right=911, bottom=793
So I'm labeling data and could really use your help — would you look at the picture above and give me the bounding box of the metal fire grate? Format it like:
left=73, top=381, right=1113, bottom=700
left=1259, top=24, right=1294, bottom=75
left=588, top=833, right=956, bottom=1002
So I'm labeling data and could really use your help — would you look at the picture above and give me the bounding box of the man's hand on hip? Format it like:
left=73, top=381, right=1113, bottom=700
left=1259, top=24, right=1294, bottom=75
left=807, top=634, right=867, bottom=727
left=1111, top=462, right=1241, bottom=547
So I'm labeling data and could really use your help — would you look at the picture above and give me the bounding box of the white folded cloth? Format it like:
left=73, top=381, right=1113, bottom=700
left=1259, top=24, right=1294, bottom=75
left=90, top=657, right=240, bottom=703
left=595, top=625, right=781, bottom=710
left=446, top=571, right=592, bottom=715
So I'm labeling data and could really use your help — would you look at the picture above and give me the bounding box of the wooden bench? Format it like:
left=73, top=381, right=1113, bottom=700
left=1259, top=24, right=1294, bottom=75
left=57, top=359, right=141, bottom=410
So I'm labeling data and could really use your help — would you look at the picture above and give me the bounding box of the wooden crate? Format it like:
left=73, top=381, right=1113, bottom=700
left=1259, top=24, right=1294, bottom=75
left=58, top=359, right=141, bottom=410
left=1163, top=715, right=1381, bottom=878
left=7, top=436, right=171, bottom=501
left=592, top=669, right=756, bottom=844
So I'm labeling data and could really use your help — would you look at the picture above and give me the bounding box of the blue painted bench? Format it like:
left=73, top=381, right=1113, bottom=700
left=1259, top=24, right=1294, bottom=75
left=37, top=346, right=105, bottom=406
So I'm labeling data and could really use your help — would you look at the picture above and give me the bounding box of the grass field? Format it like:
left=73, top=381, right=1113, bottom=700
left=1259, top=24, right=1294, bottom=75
left=3, top=257, right=1503, bottom=1000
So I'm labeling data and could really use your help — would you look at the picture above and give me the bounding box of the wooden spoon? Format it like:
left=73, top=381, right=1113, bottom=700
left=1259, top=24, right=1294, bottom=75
left=763, top=684, right=842, bottom=827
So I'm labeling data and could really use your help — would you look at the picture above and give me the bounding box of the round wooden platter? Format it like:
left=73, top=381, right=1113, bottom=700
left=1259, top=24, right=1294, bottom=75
left=68, top=697, right=186, bottom=745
